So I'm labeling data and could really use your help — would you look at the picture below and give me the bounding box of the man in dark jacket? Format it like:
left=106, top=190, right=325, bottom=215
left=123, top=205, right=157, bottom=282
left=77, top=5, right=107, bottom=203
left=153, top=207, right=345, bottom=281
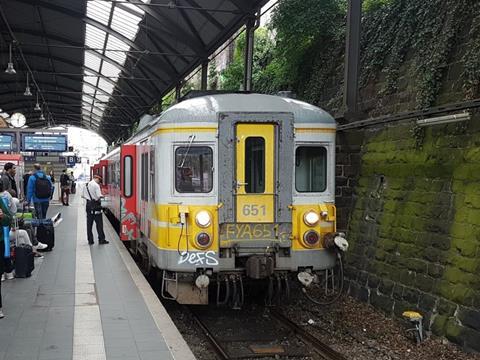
left=1, top=163, right=17, bottom=197
left=27, top=164, right=53, bottom=219
left=60, top=170, right=70, bottom=206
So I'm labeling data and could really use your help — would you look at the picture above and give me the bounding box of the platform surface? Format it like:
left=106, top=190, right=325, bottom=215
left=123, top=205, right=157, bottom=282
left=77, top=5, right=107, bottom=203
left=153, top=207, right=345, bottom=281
left=0, top=187, right=196, bottom=360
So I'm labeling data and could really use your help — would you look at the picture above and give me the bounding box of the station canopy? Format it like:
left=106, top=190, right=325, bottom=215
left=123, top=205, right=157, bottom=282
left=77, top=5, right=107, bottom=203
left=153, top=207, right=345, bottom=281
left=0, top=0, right=268, bottom=142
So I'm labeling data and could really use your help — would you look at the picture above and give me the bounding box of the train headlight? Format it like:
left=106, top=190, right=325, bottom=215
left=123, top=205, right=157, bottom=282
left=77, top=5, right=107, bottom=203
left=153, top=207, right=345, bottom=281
left=195, top=210, right=211, bottom=228
left=196, top=232, right=212, bottom=248
left=303, top=230, right=320, bottom=246
left=303, top=211, right=320, bottom=227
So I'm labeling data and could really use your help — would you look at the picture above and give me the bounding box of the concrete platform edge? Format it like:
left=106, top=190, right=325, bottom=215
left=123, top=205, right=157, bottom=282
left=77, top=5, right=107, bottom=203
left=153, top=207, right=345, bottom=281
left=103, top=217, right=197, bottom=360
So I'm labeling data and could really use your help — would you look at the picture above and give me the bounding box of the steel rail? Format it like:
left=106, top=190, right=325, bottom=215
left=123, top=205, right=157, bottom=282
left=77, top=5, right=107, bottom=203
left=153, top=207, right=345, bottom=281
left=187, top=307, right=231, bottom=360
left=270, top=310, right=348, bottom=360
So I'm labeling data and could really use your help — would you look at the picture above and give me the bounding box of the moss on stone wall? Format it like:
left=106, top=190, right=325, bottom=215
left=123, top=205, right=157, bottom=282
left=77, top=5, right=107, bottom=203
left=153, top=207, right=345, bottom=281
left=345, top=118, right=480, bottom=349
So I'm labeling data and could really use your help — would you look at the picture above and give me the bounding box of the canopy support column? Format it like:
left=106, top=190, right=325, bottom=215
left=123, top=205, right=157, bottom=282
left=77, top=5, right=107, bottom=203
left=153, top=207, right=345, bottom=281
left=201, top=61, right=208, bottom=91
left=243, top=16, right=256, bottom=92
left=343, top=0, right=362, bottom=117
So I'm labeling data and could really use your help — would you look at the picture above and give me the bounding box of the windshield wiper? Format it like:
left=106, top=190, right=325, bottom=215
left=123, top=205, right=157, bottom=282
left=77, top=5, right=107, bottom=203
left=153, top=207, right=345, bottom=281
left=179, top=134, right=196, bottom=168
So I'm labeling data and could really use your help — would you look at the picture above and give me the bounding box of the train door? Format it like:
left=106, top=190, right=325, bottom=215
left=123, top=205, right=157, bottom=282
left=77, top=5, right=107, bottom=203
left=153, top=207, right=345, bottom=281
left=139, top=141, right=149, bottom=235
left=120, top=145, right=138, bottom=241
left=235, top=124, right=275, bottom=223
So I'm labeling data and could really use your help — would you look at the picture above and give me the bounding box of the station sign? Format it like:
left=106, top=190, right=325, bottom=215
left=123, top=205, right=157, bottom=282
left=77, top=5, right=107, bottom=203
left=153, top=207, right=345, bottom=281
left=22, top=134, right=67, bottom=152
left=0, top=134, right=14, bottom=151
left=66, top=155, right=79, bottom=166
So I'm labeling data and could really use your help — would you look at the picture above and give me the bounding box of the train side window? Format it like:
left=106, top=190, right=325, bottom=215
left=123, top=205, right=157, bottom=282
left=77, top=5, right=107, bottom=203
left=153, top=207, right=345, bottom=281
left=102, top=166, right=106, bottom=185
left=175, top=146, right=213, bottom=193
left=295, top=146, right=327, bottom=192
left=123, top=155, right=133, bottom=198
left=245, top=137, right=265, bottom=193
left=141, top=152, right=148, bottom=200
left=150, top=148, right=155, bottom=201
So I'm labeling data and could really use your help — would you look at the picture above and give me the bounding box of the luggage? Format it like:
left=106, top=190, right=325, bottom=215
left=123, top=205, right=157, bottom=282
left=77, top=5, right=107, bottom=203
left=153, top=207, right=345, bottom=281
left=13, top=218, right=35, bottom=278
left=34, top=174, right=52, bottom=199
left=14, top=245, right=34, bottom=278
left=37, top=222, right=55, bottom=251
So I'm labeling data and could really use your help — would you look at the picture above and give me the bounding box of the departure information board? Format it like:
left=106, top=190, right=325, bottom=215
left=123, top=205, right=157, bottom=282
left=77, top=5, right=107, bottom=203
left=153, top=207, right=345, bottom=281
left=0, top=134, right=13, bottom=151
left=22, top=134, right=67, bottom=152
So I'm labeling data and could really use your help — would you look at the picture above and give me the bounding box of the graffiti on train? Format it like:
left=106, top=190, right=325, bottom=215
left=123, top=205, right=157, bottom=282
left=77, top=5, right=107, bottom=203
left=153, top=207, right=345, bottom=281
left=178, top=251, right=219, bottom=266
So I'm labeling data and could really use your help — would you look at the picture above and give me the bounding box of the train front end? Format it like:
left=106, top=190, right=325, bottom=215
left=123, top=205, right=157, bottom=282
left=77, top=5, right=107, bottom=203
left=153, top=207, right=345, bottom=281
left=159, top=94, right=347, bottom=306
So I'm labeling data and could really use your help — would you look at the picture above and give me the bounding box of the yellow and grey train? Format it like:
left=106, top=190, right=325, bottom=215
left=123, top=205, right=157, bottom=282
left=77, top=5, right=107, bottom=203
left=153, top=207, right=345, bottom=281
left=99, top=93, right=348, bottom=306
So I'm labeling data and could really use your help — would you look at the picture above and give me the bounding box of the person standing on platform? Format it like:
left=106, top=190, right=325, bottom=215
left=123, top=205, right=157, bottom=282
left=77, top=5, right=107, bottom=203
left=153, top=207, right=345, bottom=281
left=70, top=171, right=76, bottom=194
left=60, top=170, right=70, bottom=206
left=27, top=164, right=53, bottom=219
left=0, top=193, right=13, bottom=318
left=1, top=162, right=18, bottom=197
left=81, top=175, right=108, bottom=245
left=23, top=170, right=32, bottom=200
left=49, top=170, right=55, bottom=200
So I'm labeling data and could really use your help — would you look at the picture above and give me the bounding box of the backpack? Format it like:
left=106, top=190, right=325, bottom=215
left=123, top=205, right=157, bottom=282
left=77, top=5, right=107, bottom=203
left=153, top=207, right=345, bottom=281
left=34, top=174, right=51, bottom=199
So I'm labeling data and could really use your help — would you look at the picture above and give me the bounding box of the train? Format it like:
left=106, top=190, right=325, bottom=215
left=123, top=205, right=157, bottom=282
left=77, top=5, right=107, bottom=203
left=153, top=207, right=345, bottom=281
left=94, top=92, right=348, bottom=306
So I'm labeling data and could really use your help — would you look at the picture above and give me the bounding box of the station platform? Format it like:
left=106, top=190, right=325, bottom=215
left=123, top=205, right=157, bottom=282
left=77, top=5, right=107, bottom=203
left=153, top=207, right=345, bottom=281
left=0, top=189, right=196, bottom=360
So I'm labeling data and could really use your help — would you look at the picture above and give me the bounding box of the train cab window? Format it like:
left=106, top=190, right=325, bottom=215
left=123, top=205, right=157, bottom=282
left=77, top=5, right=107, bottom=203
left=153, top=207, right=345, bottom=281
left=245, top=137, right=265, bottom=193
left=295, top=146, right=327, bottom=192
left=175, top=146, right=213, bottom=193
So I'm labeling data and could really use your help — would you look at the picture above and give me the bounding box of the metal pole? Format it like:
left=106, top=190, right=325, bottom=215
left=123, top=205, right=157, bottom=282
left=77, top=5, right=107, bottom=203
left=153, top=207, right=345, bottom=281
left=343, top=0, right=362, bottom=118
left=243, top=17, right=255, bottom=92
left=201, top=61, right=208, bottom=91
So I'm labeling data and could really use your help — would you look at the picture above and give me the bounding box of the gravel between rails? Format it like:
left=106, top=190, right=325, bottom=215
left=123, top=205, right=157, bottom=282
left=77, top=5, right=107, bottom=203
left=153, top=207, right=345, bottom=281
left=163, top=292, right=480, bottom=360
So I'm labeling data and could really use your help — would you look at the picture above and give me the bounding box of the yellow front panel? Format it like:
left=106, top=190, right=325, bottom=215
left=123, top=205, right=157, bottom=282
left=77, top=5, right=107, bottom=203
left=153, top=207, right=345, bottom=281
left=235, top=124, right=275, bottom=223
left=151, top=204, right=219, bottom=252
left=291, top=204, right=337, bottom=250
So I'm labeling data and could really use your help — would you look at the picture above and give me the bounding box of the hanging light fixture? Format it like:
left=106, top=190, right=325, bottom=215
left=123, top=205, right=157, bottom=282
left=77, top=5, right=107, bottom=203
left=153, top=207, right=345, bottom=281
left=23, top=73, right=32, bottom=96
left=5, top=43, right=16, bottom=74
left=34, top=92, right=41, bottom=111
left=39, top=112, right=45, bottom=121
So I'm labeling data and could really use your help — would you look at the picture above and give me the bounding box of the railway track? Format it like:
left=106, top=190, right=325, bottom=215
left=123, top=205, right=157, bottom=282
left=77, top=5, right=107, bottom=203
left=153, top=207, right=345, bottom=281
left=187, top=306, right=347, bottom=360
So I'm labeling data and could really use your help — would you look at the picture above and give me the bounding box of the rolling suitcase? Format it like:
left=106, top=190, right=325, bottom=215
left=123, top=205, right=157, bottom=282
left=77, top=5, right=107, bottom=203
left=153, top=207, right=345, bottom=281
left=14, top=245, right=34, bottom=278
left=12, top=218, right=35, bottom=278
left=37, top=221, right=55, bottom=251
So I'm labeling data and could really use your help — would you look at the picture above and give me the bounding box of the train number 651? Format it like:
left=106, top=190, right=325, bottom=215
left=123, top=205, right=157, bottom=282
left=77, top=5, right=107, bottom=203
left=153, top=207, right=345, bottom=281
left=242, top=204, right=266, bottom=216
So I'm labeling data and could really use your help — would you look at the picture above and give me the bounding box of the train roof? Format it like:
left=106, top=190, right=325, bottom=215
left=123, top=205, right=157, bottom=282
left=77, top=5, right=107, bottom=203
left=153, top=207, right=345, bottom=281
left=158, top=93, right=335, bottom=125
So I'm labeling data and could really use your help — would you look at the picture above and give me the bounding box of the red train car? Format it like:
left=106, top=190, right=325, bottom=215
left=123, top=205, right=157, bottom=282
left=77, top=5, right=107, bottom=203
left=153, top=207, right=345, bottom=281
left=98, top=145, right=138, bottom=241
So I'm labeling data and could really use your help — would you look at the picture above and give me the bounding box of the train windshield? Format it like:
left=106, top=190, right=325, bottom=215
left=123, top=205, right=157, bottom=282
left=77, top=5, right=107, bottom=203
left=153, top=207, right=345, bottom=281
left=175, top=146, right=213, bottom=193
left=295, top=146, right=327, bottom=192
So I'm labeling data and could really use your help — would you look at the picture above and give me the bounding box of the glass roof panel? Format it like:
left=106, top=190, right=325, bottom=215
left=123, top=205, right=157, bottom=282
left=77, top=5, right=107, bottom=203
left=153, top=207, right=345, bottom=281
left=101, top=61, right=122, bottom=78
left=86, top=1, right=112, bottom=25
left=85, top=24, right=106, bottom=50
left=95, top=94, right=110, bottom=103
left=98, top=78, right=115, bottom=94
left=105, top=36, right=129, bottom=65
left=83, top=1, right=150, bottom=129
left=92, top=108, right=104, bottom=117
left=84, top=52, right=102, bottom=72
left=111, top=7, right=142, bottom=40
left=84, top=76, right=98, bottom=86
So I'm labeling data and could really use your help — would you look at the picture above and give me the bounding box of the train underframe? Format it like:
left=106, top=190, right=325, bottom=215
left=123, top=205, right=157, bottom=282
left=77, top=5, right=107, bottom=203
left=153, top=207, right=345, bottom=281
left=147, top=246, right=345, bottom=307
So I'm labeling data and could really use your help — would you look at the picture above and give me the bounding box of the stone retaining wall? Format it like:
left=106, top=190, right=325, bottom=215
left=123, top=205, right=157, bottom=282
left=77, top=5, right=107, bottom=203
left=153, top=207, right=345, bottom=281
left=337, top=119, right=480, bottom=352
